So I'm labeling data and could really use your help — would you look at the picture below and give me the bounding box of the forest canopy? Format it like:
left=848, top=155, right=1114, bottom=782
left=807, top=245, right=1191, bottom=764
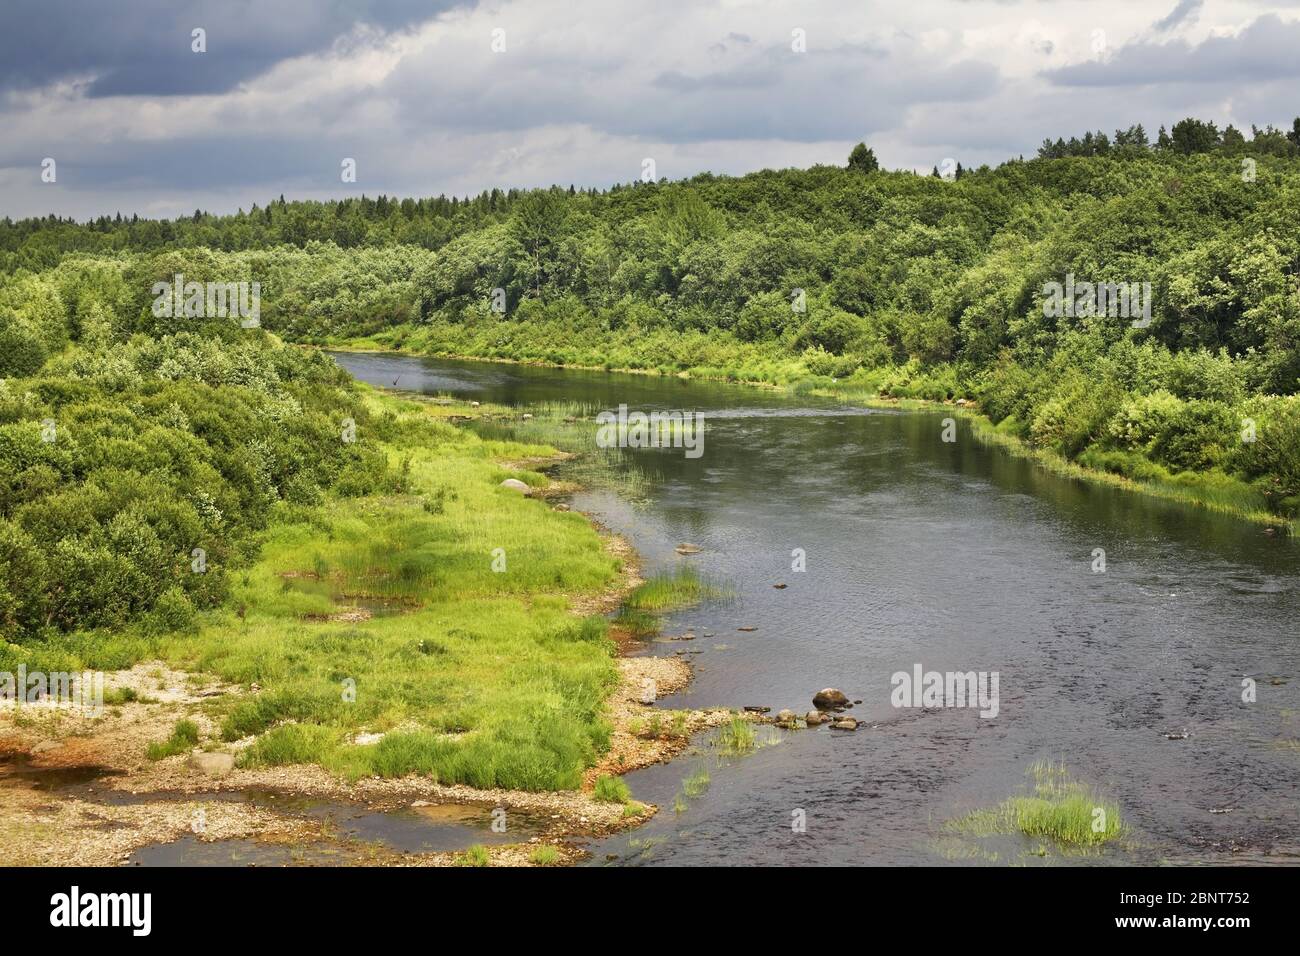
left=4, top=115, right=1300, bottom=644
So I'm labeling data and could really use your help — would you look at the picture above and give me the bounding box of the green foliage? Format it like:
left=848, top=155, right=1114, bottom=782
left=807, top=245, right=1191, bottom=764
left=529, top=845, right=561, bottom=865
left=592, top=774, right=632, bottom=804
left=145, top=718, right=200, bottom=760
left=716, top=717, right=756, bottom=755
left=947, top=761, right=1124, bottom=849
left=0, top=317, right=48, bottom=377
left=456, top=844, right=491, bottom=867
left=847, top=143, right=880, bottom=174
left=5, top=116, right=1300, bottom=551
left=0, top=328, right=392, bottom=640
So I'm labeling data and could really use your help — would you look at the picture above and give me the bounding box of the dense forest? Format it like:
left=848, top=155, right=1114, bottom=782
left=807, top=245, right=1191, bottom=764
left=4, top=116, right=1300, bottom=645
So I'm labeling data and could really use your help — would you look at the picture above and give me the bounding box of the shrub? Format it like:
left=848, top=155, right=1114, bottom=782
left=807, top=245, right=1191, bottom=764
left=592, top=774, right=631, bottom=804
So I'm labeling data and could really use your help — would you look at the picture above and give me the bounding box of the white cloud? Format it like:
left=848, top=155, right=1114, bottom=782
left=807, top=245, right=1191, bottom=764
left=2, top=0, right=1300, bottom=218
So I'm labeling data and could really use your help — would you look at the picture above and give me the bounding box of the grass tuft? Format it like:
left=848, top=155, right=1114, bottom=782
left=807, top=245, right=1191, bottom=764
left=145, top=719, right=200, bottom=760
left=716, top=717, right=756, bottom=755
left=947, top=761, right=1124, bottom=849
left=592, top=774, right=632, bottom=804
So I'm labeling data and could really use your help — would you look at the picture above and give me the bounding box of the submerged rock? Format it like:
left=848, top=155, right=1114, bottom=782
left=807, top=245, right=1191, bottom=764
left=813, top=688, right=849, bottom=710
left=830, top=717, right=858, bottom=731
left=675, top=543, right=703, bottom=555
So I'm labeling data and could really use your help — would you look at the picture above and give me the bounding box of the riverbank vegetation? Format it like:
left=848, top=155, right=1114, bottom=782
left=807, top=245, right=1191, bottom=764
left=0, top=316, right=634, bottom=788
left=5, top=115, right=1300, bottom=528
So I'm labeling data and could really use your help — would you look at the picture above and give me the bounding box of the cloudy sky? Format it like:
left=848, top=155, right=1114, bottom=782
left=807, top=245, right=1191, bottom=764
left=3, top=0, right=1299, bottom=220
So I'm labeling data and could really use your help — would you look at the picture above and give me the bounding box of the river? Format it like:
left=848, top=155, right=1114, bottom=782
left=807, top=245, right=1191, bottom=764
left=331, top=350, right=1300, bottom=867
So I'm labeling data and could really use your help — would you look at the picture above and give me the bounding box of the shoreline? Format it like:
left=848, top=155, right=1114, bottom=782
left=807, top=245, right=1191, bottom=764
left=0, top=397, right=757, bottom=867
left=318, top=340, right=1295, bottom=536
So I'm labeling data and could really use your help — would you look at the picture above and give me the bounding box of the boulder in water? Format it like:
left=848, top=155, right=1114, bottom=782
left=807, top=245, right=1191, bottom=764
left=813, top=688, right=849, bottom=710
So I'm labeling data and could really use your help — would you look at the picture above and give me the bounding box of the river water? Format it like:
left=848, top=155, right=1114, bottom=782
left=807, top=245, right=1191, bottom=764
left=332, top=351, right=1300, bottom=867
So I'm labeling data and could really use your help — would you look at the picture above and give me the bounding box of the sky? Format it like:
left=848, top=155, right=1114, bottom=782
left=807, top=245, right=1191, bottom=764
left=3, top=0, right=1300, bottom=220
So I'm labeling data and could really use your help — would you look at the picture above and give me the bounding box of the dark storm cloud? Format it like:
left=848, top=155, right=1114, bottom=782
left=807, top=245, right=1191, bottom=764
left=0, top=0, right=472, bottom=96
left=1046, top=13, right=1300, bottom=86
left=384, top=36, right=997, bottom=144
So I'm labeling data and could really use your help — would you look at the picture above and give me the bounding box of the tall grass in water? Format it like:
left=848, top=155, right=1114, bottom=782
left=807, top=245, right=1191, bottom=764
left=623, top=568, right=724, bottom=611
left=948, top=760, right=1124, bottom=848
left=716, top=717, right=756, bottom=756
left=613, top=567, right=726, bottom=636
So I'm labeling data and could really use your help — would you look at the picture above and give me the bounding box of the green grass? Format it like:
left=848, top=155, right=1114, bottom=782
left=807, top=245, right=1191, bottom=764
left=610, top=607, right=659, bottom=638
left=715, top=716, right=756, bottom=755
left=135, top=387, right=629, bottom=791
left=456, top=844, right=491, bottom=867
left=101, top=687, right=141, bottom=706
left=967, top=414, right=1287, bottom=531
left=529, top=845, right=562, bottom=865
left=947, top=761, right=1124, bottom=849
left=682, top=767, right=711, bottom=798
left=145, top=719, right=200, bottom=760
left=622, top=568, right=723, bottom=612
left=613, top=567, right=726, bottom=637
left=592, top=774, right=632, bottom=804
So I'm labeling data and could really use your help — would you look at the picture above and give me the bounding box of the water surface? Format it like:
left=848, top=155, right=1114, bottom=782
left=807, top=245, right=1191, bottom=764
left=333, top=351, right=1300, bottom=866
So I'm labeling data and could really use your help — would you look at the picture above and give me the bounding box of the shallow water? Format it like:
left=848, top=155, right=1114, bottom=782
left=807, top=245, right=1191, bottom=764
left=123, top=795, right=531, bottom=866
left=0, top=752, right=111, bottom=791
left=332, top=351, right=1300, bottom=866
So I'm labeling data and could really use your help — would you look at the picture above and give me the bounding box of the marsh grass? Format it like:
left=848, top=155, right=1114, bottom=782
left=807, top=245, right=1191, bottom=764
left=613, top=567, right=726, bottom=639
left=611, top=607, right=659, bottom=638
left=716, top=716, right=756, bottom=756
left=947, top=761, right=1124, bottom=849
left=623, top=568, right=725, bottom=612
left=682, top=767, right=711, bottom=798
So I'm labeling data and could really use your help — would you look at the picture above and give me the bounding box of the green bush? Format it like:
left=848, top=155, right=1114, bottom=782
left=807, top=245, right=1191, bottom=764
left=592, top=774, right=632, bottom=804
